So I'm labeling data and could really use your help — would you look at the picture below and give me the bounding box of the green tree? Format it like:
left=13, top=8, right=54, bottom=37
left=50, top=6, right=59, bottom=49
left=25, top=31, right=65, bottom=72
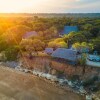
left=3, top=25, right=31, bottom=44
left=0, top=35, right=8, bottom=51
left=5, top=46, right=20, bottom=61
left=80, top=31, right=93, bottom=40
left=20, top=39, right=45, bottom=52
left=72, top=42, right=94, bottom=53
left=82, top=24, right=93, bottom=31
left=48, top=38, right=68, bottom=49
left=92, top=37, right=100, bottom=53
left=79, top=53, right=87, bottom=75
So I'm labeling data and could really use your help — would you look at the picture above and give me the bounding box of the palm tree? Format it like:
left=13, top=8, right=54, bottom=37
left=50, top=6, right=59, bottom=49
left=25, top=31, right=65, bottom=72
left=80, top=53, right=87, bottom=75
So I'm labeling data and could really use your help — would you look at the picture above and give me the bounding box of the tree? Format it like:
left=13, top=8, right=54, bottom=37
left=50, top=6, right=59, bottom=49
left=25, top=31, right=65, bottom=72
left=80, top=31, right=93, bottom=40
left=5, top=46, right=20, bottom=61
left=63, top=32, right=76, bottom=48
left=48, top=38, right=68, bottom=49
left=92, top=37, right=100, bottom=53
left=72, top=42, right=81, bottom=51
left=90, top=26, right=100, bottom=37
left=79, top=53, right=87, bottom=75
left=0, top=35, right=8, bottom=51
left=3, top=25, right=31, bottom=44
left=72, top=42, right=94, bottom=53
left=71, top=33, right=87, bottom=43
left=20, top=39, right=45, bottom=52
left=32, top=22, right=48, bottom=31
left=63, top=32, right=87, bottom=48
left=0, top=26, right=4, bottom=35
left=38, top=26, right=58, bottom=40
left=82, top=24, right=93, bottom=31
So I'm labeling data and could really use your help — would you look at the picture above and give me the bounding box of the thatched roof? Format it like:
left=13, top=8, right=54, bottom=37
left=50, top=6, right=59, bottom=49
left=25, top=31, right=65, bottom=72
left=51, top=48, right=77, bottom=61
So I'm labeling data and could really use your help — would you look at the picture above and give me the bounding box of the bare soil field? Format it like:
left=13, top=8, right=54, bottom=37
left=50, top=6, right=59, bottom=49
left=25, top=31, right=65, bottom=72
left=0, top=66, right=85, bottom=100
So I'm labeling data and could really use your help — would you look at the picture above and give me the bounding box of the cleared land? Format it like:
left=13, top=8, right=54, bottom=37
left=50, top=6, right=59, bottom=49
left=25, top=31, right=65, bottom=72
left=0, top=66, right=84, bottom=100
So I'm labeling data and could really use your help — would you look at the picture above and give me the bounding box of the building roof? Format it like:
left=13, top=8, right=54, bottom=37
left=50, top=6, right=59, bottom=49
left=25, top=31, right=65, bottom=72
left=45, top=48, right=54, bottom=54
left=61, top=26, right=78, bottom=35
left=88, top=55, right=100, bottom=62
left=23, top=31, right=38, bottom=39
left=51, top=48, right=77, bottom=61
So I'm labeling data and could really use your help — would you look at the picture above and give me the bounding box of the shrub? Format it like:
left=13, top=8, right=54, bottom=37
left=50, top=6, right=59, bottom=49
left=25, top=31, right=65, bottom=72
left=5, top=46, right=20, bottom=61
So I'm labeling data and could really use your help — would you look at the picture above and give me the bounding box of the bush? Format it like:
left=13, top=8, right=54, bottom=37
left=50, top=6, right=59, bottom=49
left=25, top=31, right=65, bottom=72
left=5, top=46, right=20, bottom=61
left=69, top=75, right=80, bottom=82
left=83, top=76, right=98, bottom=87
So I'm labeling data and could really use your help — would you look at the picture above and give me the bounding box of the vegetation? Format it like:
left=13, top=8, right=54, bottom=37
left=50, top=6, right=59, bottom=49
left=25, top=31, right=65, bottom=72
left=48, top=38, right=68, bottom=49
left=5, top=46, right=20, bottom=61
left=0, top=16, right=99, bottom=61
left=72, top=42, right=94, bottom=53
left=20, top=39, right=45, bottom=52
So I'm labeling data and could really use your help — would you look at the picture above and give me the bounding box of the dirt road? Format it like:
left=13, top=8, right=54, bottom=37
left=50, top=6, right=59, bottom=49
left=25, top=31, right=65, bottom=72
left=0, top=66, right=85, bottom=100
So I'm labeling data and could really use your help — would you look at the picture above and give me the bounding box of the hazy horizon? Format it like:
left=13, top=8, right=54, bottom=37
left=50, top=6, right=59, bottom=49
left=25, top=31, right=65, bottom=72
left=0, top=0, right=100, bottom=13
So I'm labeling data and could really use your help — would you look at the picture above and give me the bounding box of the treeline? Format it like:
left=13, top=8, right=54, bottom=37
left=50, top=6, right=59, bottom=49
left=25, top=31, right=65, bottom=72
left=0, top=13, right=100, bottom=18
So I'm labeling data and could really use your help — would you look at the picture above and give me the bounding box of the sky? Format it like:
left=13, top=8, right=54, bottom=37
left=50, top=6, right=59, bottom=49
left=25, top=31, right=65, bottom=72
left=0, top=0, right=100, bottom=13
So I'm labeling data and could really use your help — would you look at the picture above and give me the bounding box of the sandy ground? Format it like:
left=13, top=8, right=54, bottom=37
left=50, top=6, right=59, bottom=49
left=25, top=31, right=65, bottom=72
left=0, top=66, right=85, bottom=100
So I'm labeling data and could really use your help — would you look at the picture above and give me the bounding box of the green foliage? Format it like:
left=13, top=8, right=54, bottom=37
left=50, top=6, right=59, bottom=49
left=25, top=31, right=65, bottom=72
left=72, top=42, right=94, bottom=52
left=83, top=76, right=98, bottom=87
left=80, top=31, right=93, bottom=40
left=63, top=32, right=87, bottom=45
left=20, top=39, right=45, bottom=52
left=82, top=24, right=93, bottom=31
left=0, top=36, right=8, bottom=51
left=38, top=26, right=58, bottom=40
left=91, top=37, right=100, bottom=53
left=0, top=16, right=99, bottom=62
left=78, top=53, right=87, bottom=66
left=5, top=46, right=20, bottom=61
left=72, top=33, right=86, bottom=43
left=48, top=38, right=68, bottom=49
left=3, top=25, right=31, bottom=44
left=72, top=42, right=81, bottom=50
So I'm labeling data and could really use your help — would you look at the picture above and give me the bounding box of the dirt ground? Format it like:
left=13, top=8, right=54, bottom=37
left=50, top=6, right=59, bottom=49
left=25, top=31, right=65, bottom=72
left=0, top=66, right=85, bottom=100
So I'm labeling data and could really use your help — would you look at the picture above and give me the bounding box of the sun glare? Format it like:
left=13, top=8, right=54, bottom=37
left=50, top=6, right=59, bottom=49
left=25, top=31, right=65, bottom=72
left=0, top=0, right=99, bottom=13
left=0, top=0, right=41, bottom=13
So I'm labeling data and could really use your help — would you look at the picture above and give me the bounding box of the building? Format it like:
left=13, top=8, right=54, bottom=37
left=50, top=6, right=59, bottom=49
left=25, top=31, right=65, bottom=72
left=87, top=55, right=100, bottom=62
left=51, top=48, right=78, bottom=61
left=45, top=48, right=54, bottom=55
left=23, top=31, right=38, bottom=39
left=60, top=26, right=78, bottom=35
